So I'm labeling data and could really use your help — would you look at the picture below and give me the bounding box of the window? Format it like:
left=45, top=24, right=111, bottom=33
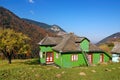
left=71, top=54, right=78, bottom=61
left=43, top=52, right=45, bottom=58
left=39, top=52, right=46, bottom=58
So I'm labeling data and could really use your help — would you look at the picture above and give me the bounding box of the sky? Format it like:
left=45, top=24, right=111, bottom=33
left=0, top=0, right=120, bottom=43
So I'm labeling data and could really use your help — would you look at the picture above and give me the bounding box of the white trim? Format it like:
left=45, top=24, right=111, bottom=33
left=39, top=52, right=43, bottom=58
left=71, top=54, right=78, bottom=61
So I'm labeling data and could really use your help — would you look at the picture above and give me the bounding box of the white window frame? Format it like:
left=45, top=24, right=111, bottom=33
left=71, top=54, right=78, bottom=61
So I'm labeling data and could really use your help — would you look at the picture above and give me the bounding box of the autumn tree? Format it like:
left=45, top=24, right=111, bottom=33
left=0, top=29, right=30, bottom=64
left=99, top=44, right=111, bottom=53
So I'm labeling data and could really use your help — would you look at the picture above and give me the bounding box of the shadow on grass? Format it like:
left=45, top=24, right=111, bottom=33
left=20, top=58, right=40, bottom=65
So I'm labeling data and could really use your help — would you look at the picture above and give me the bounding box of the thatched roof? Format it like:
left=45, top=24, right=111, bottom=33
left=75, top=36, right=89, bottom=43
left=39, top=33, right=88, bottom=46
left=111, top=42, right=120, bottom=54
left=38, top=36, right=62, bottom=46
left=62, top=33, right=89, bottom=43
left=39, top=33, right=102, bottom=53
left=53, top=33, right=81, bottom=52
left=89, top=43, right=103, bottom=52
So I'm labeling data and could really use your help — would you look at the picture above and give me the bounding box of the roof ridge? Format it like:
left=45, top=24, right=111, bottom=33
left=38, top=36, right=48, bottom=45
left=61, top=34, right=73, bottom=51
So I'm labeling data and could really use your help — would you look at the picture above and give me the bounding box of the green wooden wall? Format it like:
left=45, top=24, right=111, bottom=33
left=54, top=52, right=110, bottom=68
left=54, top=52, right=62, bottom=67
left=54, top=53, right=87, bottom=68
left=40, top=46, right=53, bottom=52
left=92, top=52, right=110, bottom=64
left=80, top=39, right=89, bottom=52
left=103, top=52, right=110, bottom=62
left=39, top=46, right=53, bottom=64
left=92, top=53, right=100, bottom=64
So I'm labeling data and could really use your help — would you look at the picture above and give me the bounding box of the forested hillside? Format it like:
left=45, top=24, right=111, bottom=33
left=0, top=7, right=56, bottom=57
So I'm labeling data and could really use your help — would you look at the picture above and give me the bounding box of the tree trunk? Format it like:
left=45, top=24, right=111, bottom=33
left=8, top=51, right=14, bottom=64
left=2, top=50, right=14, bottom=64
left=8, top=56, right=12, bottom=64
left=6, top=52, right=12, bottom=64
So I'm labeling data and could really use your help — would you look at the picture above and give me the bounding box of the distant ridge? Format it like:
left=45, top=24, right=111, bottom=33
left=97, top=32, right=120, bottom=45
left=23, top=18, right=66, bottom=35
left=22, top=18, right=52, bottom=29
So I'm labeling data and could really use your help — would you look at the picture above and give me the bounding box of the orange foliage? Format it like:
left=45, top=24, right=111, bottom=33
left=99, top=44, right=111, bottom=53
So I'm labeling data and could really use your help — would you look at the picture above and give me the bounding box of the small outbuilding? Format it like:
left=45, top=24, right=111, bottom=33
left=111, top=42, right=120, bottom=62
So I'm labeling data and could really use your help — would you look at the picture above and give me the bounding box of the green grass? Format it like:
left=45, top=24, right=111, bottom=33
left=0, top=59, right=120, bottom=80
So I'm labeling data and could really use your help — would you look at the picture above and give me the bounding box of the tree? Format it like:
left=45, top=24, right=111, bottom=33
left=99, top=44, right=111, bottom=53
left=0, top=29, right=31, bottom=64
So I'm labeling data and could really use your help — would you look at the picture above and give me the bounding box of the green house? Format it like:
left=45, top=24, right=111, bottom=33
left=38, top=33, right=111, bottom=68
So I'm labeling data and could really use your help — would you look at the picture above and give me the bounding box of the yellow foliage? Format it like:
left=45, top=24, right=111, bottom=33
left=0, top=29, right=31, bottom=63
left=99, top=44, right=111, bottom=53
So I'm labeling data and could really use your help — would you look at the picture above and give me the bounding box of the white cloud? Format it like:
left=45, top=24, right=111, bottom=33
left=30, top=10, right=34, bottom=15
left=29, top=0, right=34, bottom=3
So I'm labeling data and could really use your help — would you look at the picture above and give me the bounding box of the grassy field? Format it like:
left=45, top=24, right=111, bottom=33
left=0, top=59, right=120, bottom=80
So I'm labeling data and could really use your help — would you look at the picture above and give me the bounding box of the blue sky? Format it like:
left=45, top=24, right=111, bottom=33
left=0, top=0, right=120, bottom=43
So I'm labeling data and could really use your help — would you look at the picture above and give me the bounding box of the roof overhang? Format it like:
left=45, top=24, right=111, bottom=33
left=53, top=49, right=81, bottom=53
left=88, top=51, right=104, bottom=53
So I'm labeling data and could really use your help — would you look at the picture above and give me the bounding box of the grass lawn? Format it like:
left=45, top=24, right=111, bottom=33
left=0, top=59, right=120, bottom=80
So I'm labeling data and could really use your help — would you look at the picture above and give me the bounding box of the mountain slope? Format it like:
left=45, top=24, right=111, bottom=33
left=22, top=18, right=52, bottom=29
left=0, top=7, right=56, bottom=55
left=23, top=18, right=66, bottom=35
left=97, top=32, right=120, bottom=45
left=97, top=32, right=120, bottom=53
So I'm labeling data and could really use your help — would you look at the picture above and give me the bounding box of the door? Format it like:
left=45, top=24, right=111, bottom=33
left=87, top=54, right=93, bottom=64
left=100, top=54, right=104, bottom=63
left=46, top=52, right=54, bottom=63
